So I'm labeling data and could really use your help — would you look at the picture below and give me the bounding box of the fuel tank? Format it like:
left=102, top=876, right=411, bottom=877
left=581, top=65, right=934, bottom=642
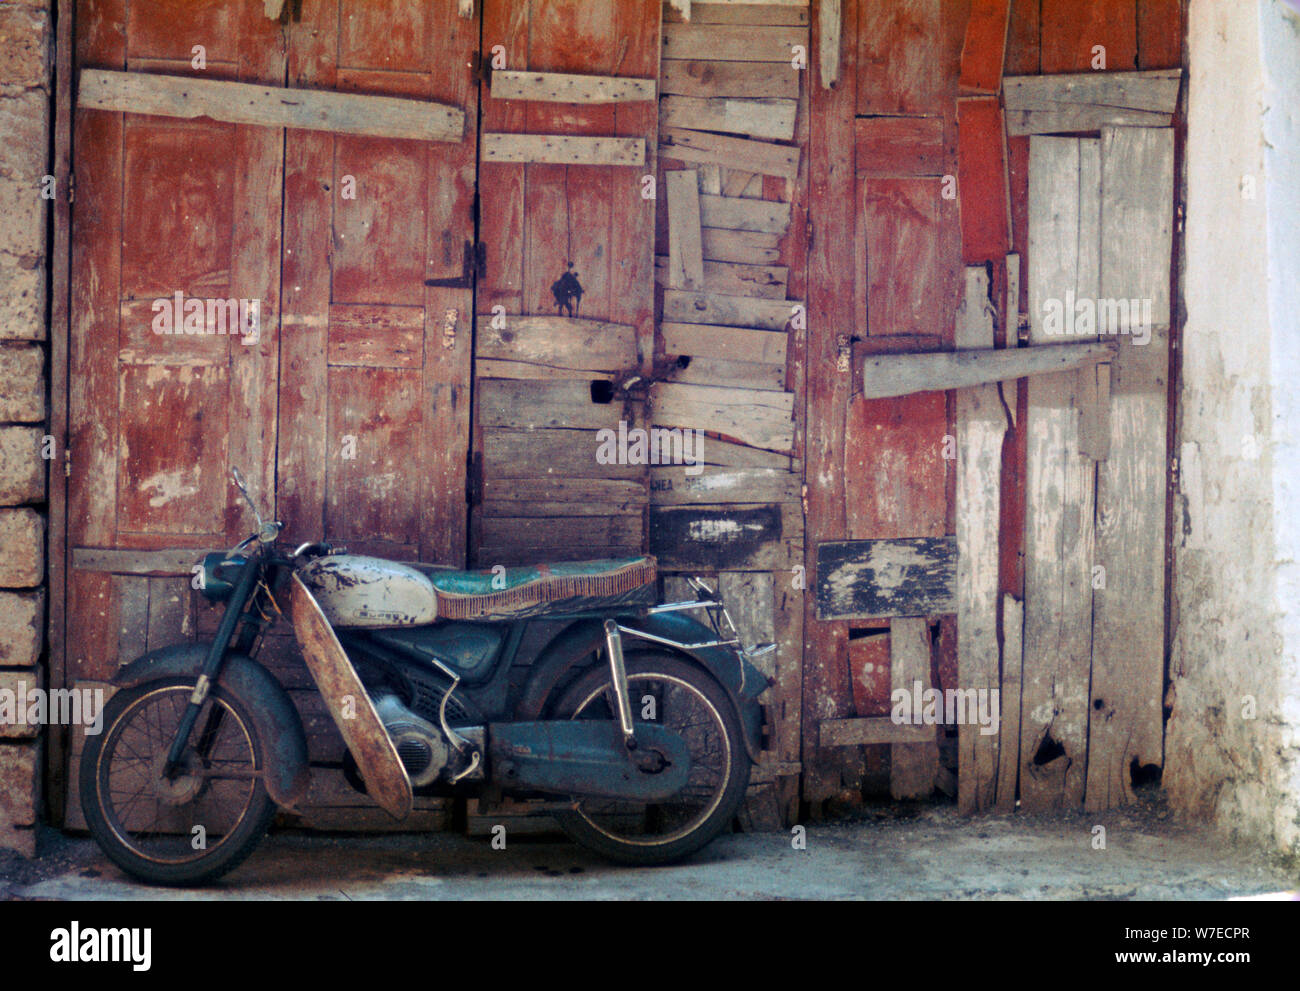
left=295, top=554, right=438, bottom=628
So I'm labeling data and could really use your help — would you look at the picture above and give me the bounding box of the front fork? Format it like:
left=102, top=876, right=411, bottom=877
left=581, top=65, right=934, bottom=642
left=162, top=551, right=263, bottom=777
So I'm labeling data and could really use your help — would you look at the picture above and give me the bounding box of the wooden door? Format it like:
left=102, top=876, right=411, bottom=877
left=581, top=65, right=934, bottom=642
left=471, top=0, right=658, bottom=566
left=276, top=1, right=479, bottom=566
left=67, top=2, right=286, bottom=686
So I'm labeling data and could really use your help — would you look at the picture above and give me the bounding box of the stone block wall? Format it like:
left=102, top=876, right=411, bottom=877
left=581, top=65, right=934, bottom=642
left=0, top=0, right=52, bottom=858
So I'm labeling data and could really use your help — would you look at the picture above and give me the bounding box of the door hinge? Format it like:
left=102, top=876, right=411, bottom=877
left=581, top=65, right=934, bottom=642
left=66, top=171, right=75, bottom=204
left=471, top=51, right=493, bottom=87
left=63, top=447, right=71, bottom=477
left=425, top=240, right=487, bottom=289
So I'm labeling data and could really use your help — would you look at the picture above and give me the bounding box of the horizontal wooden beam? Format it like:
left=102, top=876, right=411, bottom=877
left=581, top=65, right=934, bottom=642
left=481, top=133, right=645, bottom=166
left=1003, top=69, right=1181, bottom=136
left=861, top=340, right=1117, bottom=399
left=490, top=70, right=656, bottom=104
left=78, top=69, right=465, bottom=142
left=820, top=717, right=935, bottom=747
left=73, top=546, right=209, bottom=576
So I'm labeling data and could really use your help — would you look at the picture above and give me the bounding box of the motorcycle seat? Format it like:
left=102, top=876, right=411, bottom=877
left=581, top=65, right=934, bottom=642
left=428, top=555, right=658, bottom=621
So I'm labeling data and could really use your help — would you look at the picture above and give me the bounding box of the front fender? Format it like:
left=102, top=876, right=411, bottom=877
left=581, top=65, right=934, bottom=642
left=111, top=643, right=311, bottom=811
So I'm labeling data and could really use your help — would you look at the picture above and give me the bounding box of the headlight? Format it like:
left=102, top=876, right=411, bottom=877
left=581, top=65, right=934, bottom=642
left=198, top=552, right=246, bottom=602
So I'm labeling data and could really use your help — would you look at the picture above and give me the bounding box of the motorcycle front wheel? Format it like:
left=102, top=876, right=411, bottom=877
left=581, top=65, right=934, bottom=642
left=80, top=677, right=277, bottom=886
left=552, top=651, right=752, bottom=865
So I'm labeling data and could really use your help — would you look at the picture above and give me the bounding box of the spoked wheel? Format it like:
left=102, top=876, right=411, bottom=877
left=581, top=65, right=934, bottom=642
left=552, top=651, right=751, bottom=865
left=80, top=677, right=276, bottom=886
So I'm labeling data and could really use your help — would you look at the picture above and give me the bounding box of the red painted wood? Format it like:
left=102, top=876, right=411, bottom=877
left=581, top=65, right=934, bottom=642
left=957, top=96, right=1011, bottom=265
left=959, top=0, right=1011, bottom=92
left=1005, top=0, right=1040, bottom=76
left=1041, top=0, right=1137, bottom=73
left=857, top=0, right=946, bottom=115
left=803, top=0, right=860, bottom=807
left=845, top=393, right=949, bottom=541
left=1137, top=0, right=1182, bottom=70
left=848, top=634, right=892, bottom=717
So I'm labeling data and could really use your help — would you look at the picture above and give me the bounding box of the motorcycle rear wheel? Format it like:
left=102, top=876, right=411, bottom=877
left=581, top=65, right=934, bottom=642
left=552, top=651, right=751, bottom=865
left=80, top=677, right=277, bottom=886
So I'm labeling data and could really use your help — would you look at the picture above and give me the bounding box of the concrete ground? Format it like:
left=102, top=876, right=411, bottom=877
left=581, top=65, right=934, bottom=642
left=3, top=796, right=1297, bottom=900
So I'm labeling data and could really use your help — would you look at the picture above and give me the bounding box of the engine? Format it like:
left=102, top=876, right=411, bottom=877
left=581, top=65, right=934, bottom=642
left=372, top=693, right=451, bottom=788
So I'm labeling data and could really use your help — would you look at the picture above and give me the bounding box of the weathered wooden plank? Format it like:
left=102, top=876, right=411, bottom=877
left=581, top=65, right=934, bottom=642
left=649, top=502, right=802, bottom=570
left=490, top=70, right=656, bottom=104
left=820, top=717, right=934, bottom=747
left=860, top=176, right=947, bottom=338
left=959, top=0, right=1011, bottom=93
left=660, top=126, right=800, bottom=179
left=113, top=576, right=149, bottom=665
left=661, top=23, right=810, bottom=62
left=659, top=59, right=801, bottom=99
left=475, top=315, right=637, bottom=372
left=815, top=538, right=957, bottom=620
left=660, top=321, right=788, bottom=364
left=650, top=466, right=800, bottom=505
left=145, top=577, right=188, bottom=653
left=1077, top=359, right=1112, bottom=460
left=74, top=547, right=206, bottom=576
left=720, top=571, right=776, bottom=677
left=819, top=0, right=842, bottom=89
left=481, top=133, right=645, bottom=166
left=662, top=289, right=798, bottom=330
left=477, top=379, right=625, bottom=431
left=663, top=356, right=787, bottom=392
left=655, top=260, right=789, bottom=299
left=1085, top=124, right=1172, bottom=810
left=667, top=2, right=810, bottom=27
left=1028, top=136, right=1100, bottom=342
left=483, top=477, right=646, bottom=507
left=79, top=69, right=464, bottom=141
left=720, top=168, right=760, bottom=197
left=1004, top=69, right=1180, bottom=136
left=698, top=195, right=792, bottom=234
left=994, top=592, right=1024, bottom=811
left=844, top=391, right=948, bottom=541
left=327, top=304, right=423, bottom=368
left=857, top=0, right=944, bottom=115
left=854, top=115, right=944, bottom=177
left=666, top=169, right=706, bottom=291
left=1006, top=252, right=1021, bottom=347
left=955, top=269, right=1004, bottom=814
left=660, top=95, right=797, bottom=141
left=890, top=617, right=938, bottom=798
left=697, top=436, right=794, bottom=470
left=700, top=228, right=783, bottom=264
left=651, top=381, right=795, bottom=452
left=482, top=429, right=646, bottom=480
left=957, top=96, right=1011, bottom=264
left=1097, top=126, right=1173, bottom=330
left=860, top=341, right=1117, bottom=399
left=1040, top=0, right=1136, bottom=73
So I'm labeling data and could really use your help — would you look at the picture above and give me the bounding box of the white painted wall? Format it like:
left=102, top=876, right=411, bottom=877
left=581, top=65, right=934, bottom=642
left=1168, top=0, right=1300, bottom=860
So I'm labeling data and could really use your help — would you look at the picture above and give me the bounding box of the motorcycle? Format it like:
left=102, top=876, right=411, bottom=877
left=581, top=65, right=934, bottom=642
left=80, top=469, right=773, bottom=885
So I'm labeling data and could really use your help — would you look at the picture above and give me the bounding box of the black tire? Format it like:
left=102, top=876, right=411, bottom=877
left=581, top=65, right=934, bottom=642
left=551, top=651, right=751, bottom=865
left=80, top=677, right=278, bottom=886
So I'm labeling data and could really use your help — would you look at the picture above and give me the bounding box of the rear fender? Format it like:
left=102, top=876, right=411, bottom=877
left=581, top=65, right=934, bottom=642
left=519, top=613, right=769, bottom=763
left=111, top=644, right=311, bottom=811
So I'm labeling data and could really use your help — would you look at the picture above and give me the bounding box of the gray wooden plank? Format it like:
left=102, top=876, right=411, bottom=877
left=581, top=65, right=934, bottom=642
left=819, top=717, right=935, bottom=747
left=490, top=70, right=655, bottom=104
left=660, top=59, right=801, bottom=99
left=145, top=577, right=188, bottom=653
left=650, top=466, right=800, bottom=505
left=79, top=69, right=464, bottom=142
left=719, top=571, right=776, bottom=678
left=1085, top=125, right=1173, bottom=810
left=481, top=134, right=645, bottom=166
left=75, top=547, right=208, bottom=576
left=662, top=289, right=799, bottom=330
left=474, top=315, right=637, bottom=372
left=955, top=268, right=1004, bottom=814
left=113, top=576, right=149, bottom=665
left=861, top=342, right=1117, bottom=400
left=660, top=95, right=797, bottom=141
left=666, top=169, right=706, bottom=291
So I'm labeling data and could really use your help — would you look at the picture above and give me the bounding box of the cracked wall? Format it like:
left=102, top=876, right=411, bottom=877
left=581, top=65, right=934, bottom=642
left=1167, top=0, right=1300, bottom=862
